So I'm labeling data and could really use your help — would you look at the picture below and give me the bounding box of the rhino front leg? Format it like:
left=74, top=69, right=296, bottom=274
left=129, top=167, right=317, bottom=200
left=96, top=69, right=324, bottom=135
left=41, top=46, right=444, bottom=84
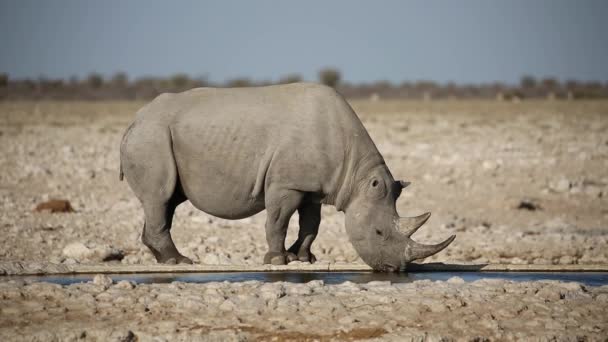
left=263, top=189, right=304, bottom=265
left=288, top=202, right=321, bottom=263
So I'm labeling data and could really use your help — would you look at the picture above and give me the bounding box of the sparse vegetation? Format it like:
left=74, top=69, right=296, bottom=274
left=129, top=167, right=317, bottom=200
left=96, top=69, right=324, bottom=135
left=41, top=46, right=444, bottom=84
left=170, top=73, right=190, bottom=89
left=0, top=70, right=607, bottom=100
left=278, top=74, right=302, bottom=84
left=87, top=73, right=104, bottom=89
left=110, top=72, right=128, bottom=88
left=520, top=75, right=537, bottom=89
left=226, top=78, right=253, bottom=88
left=0, top=73, right=8, bottom=87
left=318, top=68, right=341, bottom=88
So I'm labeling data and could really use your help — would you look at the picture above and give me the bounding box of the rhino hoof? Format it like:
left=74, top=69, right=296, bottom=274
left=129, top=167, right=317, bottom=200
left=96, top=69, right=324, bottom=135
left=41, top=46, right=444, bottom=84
left=271, top=256, right=286, bottom=265
left=160, top=255, right=193, bottom=265
left=177, top=256, right=194, bottom=264
left=264, top=252, right=297, bottom=265
left=297, top=252, right=316, bottom=264
left=286, top=252, right=298, bottom=263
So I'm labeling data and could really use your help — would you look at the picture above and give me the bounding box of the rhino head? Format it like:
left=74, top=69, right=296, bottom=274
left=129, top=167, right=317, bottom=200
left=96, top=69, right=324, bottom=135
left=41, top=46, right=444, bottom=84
left=343, top=165, right=455, bottom=272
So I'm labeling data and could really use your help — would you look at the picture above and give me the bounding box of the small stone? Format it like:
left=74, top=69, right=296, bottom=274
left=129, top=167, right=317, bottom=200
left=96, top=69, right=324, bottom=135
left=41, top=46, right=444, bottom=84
left=584, top=186, right=602, bottom=197
left=338, top=316, right=356, bottom=325
left=121, top=254, right=141, bottom=264
left=286, top=285, right=313, bottom=296
left=559, top=255, right=575, bottom=264
left=517, top=199, right=541, bottom=211
left=63, top=242, right=94, bottom=260
left=97, top=246, right=125, bottom=262
left=447, top=276, right=465, bottom=284
left=536, top=286, right=562, bottom=301
left=109, top=330, right=136, bottom=342
left=550, top=178, right=571, bottom=193
left=92, top=274, right=113, bottom=288
left=62, top=242, right=124, bottom=262
left=63, top=258, right=78, bottom=265
left=206, top=236, right=220, bottom=244
left=482, top=160, right=498, bottom=171
left=35, top=199, right=74, bottom=213
left=259, top=284, right=285, bottom=300
left=306, top=280, right=324, bottom=288
left=202, top=253, right=220, bottom=264
left=510, top=257, right=528, bottom=265
left=114, top=280, right=135, bottom=290
left=219, top=299, right=236, bottom=311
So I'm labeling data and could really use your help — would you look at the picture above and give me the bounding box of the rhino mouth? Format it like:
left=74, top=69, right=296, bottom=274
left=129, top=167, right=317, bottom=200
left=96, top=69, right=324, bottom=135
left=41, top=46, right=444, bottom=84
left=380, top=263, right=400, bottom=273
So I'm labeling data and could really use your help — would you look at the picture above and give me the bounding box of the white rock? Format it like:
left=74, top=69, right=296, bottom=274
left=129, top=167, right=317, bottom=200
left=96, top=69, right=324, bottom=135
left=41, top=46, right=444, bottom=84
left=63, top=258, right=78, bottom=265
left=286, top=285, right=313, bottom=296
left=259, top=284, right=285, bottom=300
left=114, top=280, right=135, bottom=290
left=306, top=280, right=325, bottom=288
left=62, top=242, right=94, bottom=260
left=62, top=242, right=124, bottom=262
left=482, top=160, right=498, bottom=171
left=206, top=236, right=220, bottom=244
left=92, top=274, right=113, bottom=288
left=218, top=299, right=236, bottom=311
left=201, top=253, right=223, bottom=265
left=338, top=316, right=356, bottom=325
left=447, top=276, right=465, bottom=284
left=550, top=178, right=571, bottom=193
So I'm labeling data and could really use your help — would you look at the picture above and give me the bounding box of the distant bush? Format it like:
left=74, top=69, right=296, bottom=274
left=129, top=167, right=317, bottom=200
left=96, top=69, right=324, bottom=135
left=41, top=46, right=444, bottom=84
left=318, top=68, right=341, bottom=88
left=278, top=74, right=302, bottom=84
left=0, top=73, right=8, bottom=87
left=1, top=71, right=607, bottom=100
left=170, top=73, right=190, bottom=89
left=226, top=78, right=252, bottom=88
left=541, top=77, right=558, bottom=90
left=87, top=73, right=104, bottom=89
left=68, top=76, right=79, bottom=86
left=520, top=75, right=537, bottom=89
left=415, top=80, right=438, bottom=90
left=111, top=72, right=128, bottom=87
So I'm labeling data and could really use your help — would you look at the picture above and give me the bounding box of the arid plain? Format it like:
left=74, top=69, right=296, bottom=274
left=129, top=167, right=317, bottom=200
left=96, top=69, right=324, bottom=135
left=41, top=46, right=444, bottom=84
left=1, top=99, right=607, bottom=340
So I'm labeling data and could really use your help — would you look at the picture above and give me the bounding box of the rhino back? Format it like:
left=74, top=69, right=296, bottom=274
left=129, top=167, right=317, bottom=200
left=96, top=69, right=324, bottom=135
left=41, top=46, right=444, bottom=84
left=146, top=83, right=374, bottom=218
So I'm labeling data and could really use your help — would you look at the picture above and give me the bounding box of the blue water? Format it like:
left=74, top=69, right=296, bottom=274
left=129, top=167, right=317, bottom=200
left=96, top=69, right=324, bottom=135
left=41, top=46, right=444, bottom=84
left=6, top=272, right=608, bottom=287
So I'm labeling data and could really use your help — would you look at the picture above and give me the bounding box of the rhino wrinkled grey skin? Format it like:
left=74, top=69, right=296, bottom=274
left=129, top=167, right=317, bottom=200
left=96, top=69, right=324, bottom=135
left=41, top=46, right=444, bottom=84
left=119, top=82, right=455, bottom=271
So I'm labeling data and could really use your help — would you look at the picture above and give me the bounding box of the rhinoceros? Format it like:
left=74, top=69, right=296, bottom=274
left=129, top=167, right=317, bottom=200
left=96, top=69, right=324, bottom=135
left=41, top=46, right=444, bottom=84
left=119, top=82, right=454, bottom=271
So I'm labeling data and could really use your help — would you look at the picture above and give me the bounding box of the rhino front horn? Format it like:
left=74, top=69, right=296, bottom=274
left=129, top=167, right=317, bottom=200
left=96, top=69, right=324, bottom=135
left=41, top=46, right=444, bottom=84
left=398, top=212, right=431, bottom=237
left=404, top=235, right=456, bottom=262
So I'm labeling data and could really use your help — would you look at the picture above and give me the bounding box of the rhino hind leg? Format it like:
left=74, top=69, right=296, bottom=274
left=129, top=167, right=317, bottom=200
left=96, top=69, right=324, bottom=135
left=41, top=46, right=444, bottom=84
left=121, top=123, right=192, bottom=264
left=141, top=193, right=193, bottom=264
left=263, top=188, right=305, bottom=265
left=288, top=202, right=321, bottom=263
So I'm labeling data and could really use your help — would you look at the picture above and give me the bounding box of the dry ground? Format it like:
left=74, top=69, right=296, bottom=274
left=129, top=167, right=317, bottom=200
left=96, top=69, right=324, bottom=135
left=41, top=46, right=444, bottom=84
left=1, top=99, right=607, bottom=340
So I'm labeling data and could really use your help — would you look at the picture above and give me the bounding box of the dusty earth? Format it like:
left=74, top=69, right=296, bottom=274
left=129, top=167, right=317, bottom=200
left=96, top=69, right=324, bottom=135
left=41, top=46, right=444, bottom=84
left=1, top=99, right=607, bottom=340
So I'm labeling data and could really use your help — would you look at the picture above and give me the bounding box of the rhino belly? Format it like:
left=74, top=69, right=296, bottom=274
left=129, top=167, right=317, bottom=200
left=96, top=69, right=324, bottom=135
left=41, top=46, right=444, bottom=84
left=171, top=119, right=268, bottom=220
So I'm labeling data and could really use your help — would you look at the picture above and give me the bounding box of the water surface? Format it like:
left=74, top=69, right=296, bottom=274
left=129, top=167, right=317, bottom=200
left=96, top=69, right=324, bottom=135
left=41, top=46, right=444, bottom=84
left=5, top=271, right=608, bottom=286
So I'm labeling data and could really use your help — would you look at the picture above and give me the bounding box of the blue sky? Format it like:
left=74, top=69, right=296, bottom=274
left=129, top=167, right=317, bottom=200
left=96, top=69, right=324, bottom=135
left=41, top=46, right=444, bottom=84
left=1, top=0, right=607, bottom=84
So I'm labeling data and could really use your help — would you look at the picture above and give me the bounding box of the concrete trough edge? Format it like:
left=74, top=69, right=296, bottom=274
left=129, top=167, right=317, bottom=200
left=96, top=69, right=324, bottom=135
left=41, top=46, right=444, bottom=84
left=1, top=261, right=608, bottom=276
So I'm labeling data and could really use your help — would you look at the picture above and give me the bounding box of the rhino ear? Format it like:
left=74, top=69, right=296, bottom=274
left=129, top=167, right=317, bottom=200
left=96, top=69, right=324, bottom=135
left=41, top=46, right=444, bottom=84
left=397, top=180, right=410, bottom=189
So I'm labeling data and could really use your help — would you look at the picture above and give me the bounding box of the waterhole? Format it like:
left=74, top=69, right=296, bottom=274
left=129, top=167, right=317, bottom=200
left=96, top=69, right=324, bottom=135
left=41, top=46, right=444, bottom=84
left=5, top=271, right=608, bottom=286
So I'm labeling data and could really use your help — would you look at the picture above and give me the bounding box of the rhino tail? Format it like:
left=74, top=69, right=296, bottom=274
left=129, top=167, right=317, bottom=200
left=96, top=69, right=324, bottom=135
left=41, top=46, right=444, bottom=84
left=119, top=121, right=136, bottom=182
left=119, top=161, right=124, bottom=181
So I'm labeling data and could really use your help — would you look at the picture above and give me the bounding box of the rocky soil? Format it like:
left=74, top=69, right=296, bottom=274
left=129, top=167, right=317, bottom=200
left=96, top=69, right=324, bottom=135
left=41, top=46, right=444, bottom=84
left=1, top=99, right=607, bottom=340
left=1, top=276, right=607, bottom=341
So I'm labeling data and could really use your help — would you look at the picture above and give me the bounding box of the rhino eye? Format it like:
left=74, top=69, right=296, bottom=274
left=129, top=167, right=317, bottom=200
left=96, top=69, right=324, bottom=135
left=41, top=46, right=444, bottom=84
left=375, top=229, right=383, bottom=236
left=366, top=178, right=387, bottom=199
